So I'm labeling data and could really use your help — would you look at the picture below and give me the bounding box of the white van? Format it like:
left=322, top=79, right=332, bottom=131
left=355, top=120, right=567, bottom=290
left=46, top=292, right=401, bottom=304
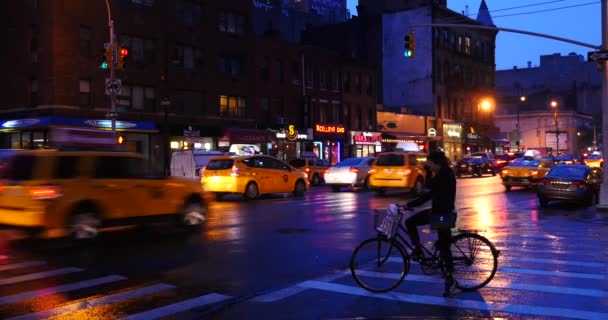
left=170, top=150, right=227, bottom=178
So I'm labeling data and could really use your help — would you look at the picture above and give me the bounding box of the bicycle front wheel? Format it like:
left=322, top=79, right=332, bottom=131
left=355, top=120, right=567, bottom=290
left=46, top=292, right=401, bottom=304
left=350, top=237, right=410, bottom=293
left=450, top=232, right=498, bottom=291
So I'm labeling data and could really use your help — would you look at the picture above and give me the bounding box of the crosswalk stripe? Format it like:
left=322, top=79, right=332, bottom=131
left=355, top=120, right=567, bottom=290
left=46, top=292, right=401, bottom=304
left=0, top=267, right=82, bottom=285
left=0, top=275, right=127, bottom=305
left=298, top=280, right=608, bottom=320
left=500, top=267, right=606, bottom=279
left=354, top=270, right=607, bottom=297
left=0, top=261, right=46, bottom=272
left=252, top=271, right=349, bottom=302
left=7, top=283, right=175, bottom=320
left=118, top=293, right=231, bottom=320
left=502, top=256, right=607, bottom=268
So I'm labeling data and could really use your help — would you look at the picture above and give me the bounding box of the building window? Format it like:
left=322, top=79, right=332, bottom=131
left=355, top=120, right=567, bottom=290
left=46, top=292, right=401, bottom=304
left=145, top=87, right=155, bottom=110
left=306, top=67, right=313, bottom=88
left=220, top=56, right=242, bottom=76
left=343, top=72, right=351, bottom=93
left=319, top=71, right=327, bottom=90
left=260, top=56, right=269, bottom=81
left=291, top=61, right=300, bottom=84
left=30, top=25, right=39, bottom=63
left=219, top=95, right=246, bottom=117
left=132, top=86, right=144, bottom=110
left=175, top=90, right=204, bottom=115
left=457, top=36, right=463, bottom=53
left=355, top=73, right=361, bottom=94
left=276, top=59, right=284, bottom=83
left=175, top=45, right=203, bottom=70
left=320, top=103, right=327, bottom=123
left=119, top=36, right=157, bottom=66
left=366, top=74, right=373, bottom=96
left=144, top=39, right=156, bottom=64
left=368, top=107, right=374, bottom=130
left=343, top=104, right=351, bottom=127
left=30, top=79, right=39, bottom=107
left=79, top=79, right=91, bottom=107
left=464, top=36, right=471, bottom=55
left=218, top=12, right=245, bottom=35
left=79, top=26, right=91, bottom=57
left=176, top=0, right=202, bottom=27
left=333, top=71, right=340, bottom=91
left=119, top=85, right=132, bottom=109
left=356, top=105, right=362, bottom=129
left=332, top=104, right=340, bottom=123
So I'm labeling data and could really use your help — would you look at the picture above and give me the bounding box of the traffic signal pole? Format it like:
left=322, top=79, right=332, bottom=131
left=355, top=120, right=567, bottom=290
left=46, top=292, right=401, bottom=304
left=597, top=0, right=608, bottom=209
left=105, top=0, right=117, bottom=140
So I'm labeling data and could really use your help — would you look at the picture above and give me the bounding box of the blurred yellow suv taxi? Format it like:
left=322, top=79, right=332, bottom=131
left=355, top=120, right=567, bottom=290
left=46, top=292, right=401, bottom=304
left=584, top=153, right=603, bottom=168
left=202, top=155, right=309, bottom=200
left=0, top=149, right=208, bottom=240
left=368, top=151, right=428, bottom=195
left=288, top=157, right=331, bottom=186
left=500, top=157, right=554, bottom=191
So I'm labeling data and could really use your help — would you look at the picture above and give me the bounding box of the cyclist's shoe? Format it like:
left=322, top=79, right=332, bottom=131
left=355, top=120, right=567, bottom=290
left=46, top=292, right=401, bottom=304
left=443, top=273, right=456, bottom=297
left=411, top=245, right=424, bottom=262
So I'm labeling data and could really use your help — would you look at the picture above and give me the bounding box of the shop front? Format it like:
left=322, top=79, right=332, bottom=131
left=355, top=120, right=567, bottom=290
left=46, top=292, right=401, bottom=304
left=170, top=125, right=218, bottom=151
left=442, top=122, right=464, bottom=161
left=0, top=116, right=158, bottom=157
left=349, top=131, right=382, bottom=158
left=220, top=127, right=274, bottom=156
left=272, top=124, right=311, bottom=161
left=465, top=127, right=479, bottom=154
left=380, top=132, right=427, bottom=153
left=313, top=124, right=346, bottom=165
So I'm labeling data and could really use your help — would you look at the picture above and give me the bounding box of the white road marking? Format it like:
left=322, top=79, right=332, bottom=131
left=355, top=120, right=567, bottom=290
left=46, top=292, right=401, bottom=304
left=0, top=275, right=127, bottom=305
left=298, top=280, right=608, bottom=320
left=252, top=271, right=349, bottom=302
left=118, top=293, right=231, bottom=320
left=0, top=267, right=82, bottom=285
left=7, top=283, right=175, bottom=320
left=0, top=261, right=46, bottom=272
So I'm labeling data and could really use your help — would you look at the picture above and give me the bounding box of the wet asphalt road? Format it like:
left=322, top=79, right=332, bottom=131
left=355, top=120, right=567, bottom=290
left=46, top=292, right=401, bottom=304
left=0, top=175, right=607, bottom=319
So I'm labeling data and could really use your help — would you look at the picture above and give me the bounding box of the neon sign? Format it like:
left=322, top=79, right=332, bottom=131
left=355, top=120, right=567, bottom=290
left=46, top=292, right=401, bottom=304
left=315, top=124, right=345, bottom=134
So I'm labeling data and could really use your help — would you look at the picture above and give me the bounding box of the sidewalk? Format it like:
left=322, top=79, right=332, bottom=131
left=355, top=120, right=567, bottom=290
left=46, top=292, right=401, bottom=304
left=577, top=205, right=608, bottom=224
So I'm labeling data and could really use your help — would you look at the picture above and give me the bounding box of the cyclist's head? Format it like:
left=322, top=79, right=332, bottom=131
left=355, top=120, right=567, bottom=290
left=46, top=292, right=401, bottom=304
left=427, top=151, right=449, bottom=170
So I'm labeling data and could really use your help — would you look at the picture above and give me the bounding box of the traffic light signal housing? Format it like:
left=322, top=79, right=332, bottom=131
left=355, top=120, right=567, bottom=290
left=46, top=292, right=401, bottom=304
left=117, top=47, right=128, bottom=70
left=100, top=47, right=113, bottom=69
left=403, top=32, right=415, bottom=58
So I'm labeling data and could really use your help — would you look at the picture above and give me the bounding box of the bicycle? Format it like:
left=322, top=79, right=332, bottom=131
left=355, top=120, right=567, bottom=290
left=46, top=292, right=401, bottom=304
left=350, top=204, right=500, bottom=293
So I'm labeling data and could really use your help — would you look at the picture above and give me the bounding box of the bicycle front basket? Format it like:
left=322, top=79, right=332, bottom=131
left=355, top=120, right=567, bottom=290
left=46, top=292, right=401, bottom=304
left=374, top=206, right=401, bottom=238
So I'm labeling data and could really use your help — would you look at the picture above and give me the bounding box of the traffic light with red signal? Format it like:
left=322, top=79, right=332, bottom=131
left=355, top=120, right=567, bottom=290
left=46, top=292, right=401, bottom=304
left=117, top=47, right=128, bottom=70
left=403, top=32, right=415, bottom=58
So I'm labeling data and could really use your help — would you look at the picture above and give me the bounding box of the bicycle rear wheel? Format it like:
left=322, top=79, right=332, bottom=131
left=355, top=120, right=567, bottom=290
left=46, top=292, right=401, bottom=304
left=350, top=237, right=410, bottom=293
left=450, top=232, right=498, bottom=291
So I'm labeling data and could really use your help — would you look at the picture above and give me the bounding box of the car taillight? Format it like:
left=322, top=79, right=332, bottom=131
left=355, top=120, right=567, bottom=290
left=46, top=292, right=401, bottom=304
left=230, top=165, right=240, bottom=177
left=29, top=186, right=61, bottom=199
left=304, top=167, right=310, bottom=173
left=368, top=168, right=376, bottom=174
left=572, top=180, right=586, bottom=188
left=529, top=170, right=538, bottom=176
left=398, top=169, right=412, bottom=176
left=323, top=169, right=329, bottom=174
left=349, top=167, right=358, bottom=173
left=497, top=160, right=506, bottom=164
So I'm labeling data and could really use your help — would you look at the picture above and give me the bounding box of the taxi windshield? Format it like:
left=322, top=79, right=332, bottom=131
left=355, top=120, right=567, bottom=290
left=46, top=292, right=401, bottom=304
left=587, top=154, right=602, bottom=160
left=510, top=159, right=540, bottom=167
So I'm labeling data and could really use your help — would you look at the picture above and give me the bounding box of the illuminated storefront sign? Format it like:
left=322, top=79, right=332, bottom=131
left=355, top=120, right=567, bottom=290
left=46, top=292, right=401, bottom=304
left=276, top=124, right=308, bottom=140
left=0, top=116, right=157, bottom=131
left=315, top=124, right=345, bottom=133
left=427, top=128, right=437, bottom=137
left=351, top=131, right=382, bottom=144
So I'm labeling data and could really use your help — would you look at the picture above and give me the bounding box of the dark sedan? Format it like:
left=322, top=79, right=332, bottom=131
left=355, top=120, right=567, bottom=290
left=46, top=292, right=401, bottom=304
left=454, top=157, right=496, bottom=178
left=537, top=164, right=602, bottom=207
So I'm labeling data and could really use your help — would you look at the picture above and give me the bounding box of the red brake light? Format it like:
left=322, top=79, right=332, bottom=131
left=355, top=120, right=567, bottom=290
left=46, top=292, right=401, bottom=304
left=572, top=180, right=586, bottom=186
left=29, top=186, right=61, bottom=199
left=304, top=167, right=310, bottom=172
left=349, top=167, right=359, bottom=173
left=399, top=169, right=412, bottom=176
left=507, top=152, right=514, bottom=156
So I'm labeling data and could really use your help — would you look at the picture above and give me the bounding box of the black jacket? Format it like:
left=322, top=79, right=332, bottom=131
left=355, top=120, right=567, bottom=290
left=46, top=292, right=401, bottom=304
left=406, top=165, right=456, bottom=215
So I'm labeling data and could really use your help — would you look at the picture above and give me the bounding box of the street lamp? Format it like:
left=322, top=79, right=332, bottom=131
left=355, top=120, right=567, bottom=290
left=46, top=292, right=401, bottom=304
left=476, top=98, right=493, bottom=151
left=551, top=100, right=559, bottom=155
left=104, top=0, right=117, bottom=140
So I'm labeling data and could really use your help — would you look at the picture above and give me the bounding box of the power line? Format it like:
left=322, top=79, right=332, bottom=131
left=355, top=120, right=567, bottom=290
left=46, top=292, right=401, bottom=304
left=492, top=1, right=599, bottom=19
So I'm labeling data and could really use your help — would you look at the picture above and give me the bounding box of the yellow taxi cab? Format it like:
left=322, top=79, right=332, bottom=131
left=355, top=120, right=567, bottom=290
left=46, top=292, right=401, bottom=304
left=500, top=157, right=554, bottom=191
left=584, top=153, right=603, bottom=168
left=368, top=151, right=428, bottom=195
left=288, top=156, right=331, bottom=186
left=202, top=155, right=309, bottom=200
left=0, top=142, right=208, bottom=241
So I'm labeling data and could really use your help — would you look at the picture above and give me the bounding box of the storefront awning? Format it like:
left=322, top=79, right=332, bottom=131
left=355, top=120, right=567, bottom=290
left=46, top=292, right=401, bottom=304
left=0, top=116, right=158, bottom=132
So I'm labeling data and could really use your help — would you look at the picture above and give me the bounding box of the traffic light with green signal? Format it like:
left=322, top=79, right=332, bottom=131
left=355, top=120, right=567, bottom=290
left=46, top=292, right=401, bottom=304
left=100, top=47, right=113, bottom=69
left=403, top=32, right=415, bottom=58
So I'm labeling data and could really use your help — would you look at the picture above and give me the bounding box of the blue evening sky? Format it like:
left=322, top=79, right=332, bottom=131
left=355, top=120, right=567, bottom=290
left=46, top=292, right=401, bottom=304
left=346, top=0, right=601, bottom=70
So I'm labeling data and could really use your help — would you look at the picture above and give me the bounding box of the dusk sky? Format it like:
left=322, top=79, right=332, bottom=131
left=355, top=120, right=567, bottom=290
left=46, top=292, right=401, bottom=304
left=346, top=0, right=601, bottom=70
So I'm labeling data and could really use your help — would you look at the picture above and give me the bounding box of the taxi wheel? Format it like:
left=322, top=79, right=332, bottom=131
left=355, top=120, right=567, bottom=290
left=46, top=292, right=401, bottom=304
left=181, top=201, right=206, bottom=231
left=244, top=182, right=260, bottom=200
left=312, top=174, right=321, bottom=186
left=294, top=180, right=306, bottom=197
left=68, top=211, right=101, bottom=241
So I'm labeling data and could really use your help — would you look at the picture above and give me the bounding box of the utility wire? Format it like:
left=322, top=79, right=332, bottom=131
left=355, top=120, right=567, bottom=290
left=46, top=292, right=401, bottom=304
left=492, top=1, right=599, bottom=18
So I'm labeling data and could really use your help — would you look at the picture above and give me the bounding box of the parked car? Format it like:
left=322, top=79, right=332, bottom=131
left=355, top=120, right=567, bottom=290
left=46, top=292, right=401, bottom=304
left=495, top=154, right=511, bottom=169
left=203, top=155, right=309, bottom=200
left=454, top=157, right=496, bottom=178
left=323, top=157, right=375, bottom=192
left=288, top=157, right=331, bottom=186
left=500, top=157, right=554, bottom=191
left=470, top=152, right=497, bottom=167
left=555, top=154, right=581, bottom=164
left=537, top=164, right=602, bottom=207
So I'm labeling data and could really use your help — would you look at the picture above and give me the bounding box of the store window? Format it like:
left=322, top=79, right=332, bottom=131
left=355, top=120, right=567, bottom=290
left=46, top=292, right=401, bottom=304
left=79, top=79, right=91, bottom=107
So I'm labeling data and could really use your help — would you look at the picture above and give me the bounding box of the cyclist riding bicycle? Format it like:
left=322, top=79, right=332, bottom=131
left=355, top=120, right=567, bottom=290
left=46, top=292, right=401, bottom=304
left=404, top=151, right=457, bottom=297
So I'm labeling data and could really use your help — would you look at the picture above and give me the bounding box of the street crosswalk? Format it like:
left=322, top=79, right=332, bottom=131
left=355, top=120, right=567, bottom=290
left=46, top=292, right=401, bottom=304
left=0, top=257, right=231, bottom=319
left=248, top=220, right=608, bottom=320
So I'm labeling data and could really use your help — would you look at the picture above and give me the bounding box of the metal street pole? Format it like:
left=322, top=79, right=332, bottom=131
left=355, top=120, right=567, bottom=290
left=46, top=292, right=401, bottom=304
left=598, top=0, right=608, bottom=209
left=105, top=0, right=117, bottom=140
left=555, top=111, right=559, bottom=155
